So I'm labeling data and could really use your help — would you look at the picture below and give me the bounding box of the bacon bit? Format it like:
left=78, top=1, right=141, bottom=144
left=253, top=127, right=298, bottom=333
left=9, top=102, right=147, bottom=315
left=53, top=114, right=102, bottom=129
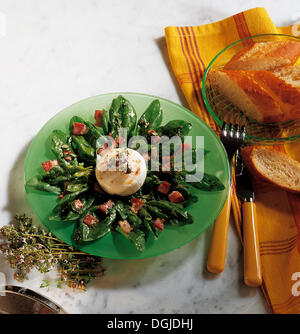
left=147, top=129, right=158, bottom=136
left=157, top=181, right=171, bottom=194
left=83, top=214, right=98, bottom=227
left=161, top=155, right=173, bottom=172
left=73, top=199, right=84, bottom=211
left=97, top=142, right=109, bottom=155
left=63, top=150, right=73, bottom=161
left=98, top=200, right=115, bottom=214
left=94, top=110, right=102, bottom=126
left=41, top=159, right=59, bottom=172
left=181, top=143, right=192, bottom=151
left=152, top=136, right=161, bottom=144
left=73, top=122, right=88, bottom=135
left=153, top=218, right=165, bottom=231
left=168, top=190, right=184, bottom=203
left=118, top=220, right=133, bottom=234
left=116, top=135, right=125, bottom=146
left=58, top=192, right=65, bottom=199
left=130, top=198, right=144, bottom=214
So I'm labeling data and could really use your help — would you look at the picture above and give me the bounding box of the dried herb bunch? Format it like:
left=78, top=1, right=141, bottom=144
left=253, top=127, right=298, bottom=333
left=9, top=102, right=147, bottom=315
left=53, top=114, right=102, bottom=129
left=0, top=214, right=105, bottom=290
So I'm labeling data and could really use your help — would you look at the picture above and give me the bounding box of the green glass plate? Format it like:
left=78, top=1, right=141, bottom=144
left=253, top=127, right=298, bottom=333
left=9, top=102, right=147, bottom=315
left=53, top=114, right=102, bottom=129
left=24, top=92, right=229, bottom=259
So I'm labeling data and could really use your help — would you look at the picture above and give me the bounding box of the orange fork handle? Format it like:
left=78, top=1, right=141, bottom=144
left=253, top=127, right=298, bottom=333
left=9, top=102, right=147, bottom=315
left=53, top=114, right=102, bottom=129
left=207, top=190, right=231, bottom=274
left=243, top=201, right=262, bottom=287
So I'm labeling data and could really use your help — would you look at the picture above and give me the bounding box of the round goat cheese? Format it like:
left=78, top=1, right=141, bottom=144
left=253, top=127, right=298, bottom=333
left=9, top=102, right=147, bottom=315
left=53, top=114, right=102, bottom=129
left=95, top=148, right=147, bottom=196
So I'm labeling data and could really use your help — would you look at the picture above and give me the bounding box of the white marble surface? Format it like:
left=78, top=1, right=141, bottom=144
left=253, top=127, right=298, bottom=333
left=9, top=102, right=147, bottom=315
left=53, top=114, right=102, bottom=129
left=0, top=0, right=299, bottom=314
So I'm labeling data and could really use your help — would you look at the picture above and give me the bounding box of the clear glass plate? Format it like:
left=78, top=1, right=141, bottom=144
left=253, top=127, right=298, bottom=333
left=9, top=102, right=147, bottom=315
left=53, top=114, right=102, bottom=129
left=202, top=34, right=300, bottom=144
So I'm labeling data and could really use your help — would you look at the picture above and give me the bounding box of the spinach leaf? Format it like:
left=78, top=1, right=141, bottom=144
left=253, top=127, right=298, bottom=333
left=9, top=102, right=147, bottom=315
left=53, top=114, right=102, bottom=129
left=187, top=173, right=225, bottom=191
left=115, top=226, right=146, bottom=252
left=26, top=175, right=61, bottom=195
left=74, top=206, right=117, bottom=243
left=137, top=99, right=163, bottom=136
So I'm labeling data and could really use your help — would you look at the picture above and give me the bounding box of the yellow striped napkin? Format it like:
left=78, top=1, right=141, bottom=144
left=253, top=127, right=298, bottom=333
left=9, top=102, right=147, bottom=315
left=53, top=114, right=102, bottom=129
left=165, top=7, right=300, bottom=314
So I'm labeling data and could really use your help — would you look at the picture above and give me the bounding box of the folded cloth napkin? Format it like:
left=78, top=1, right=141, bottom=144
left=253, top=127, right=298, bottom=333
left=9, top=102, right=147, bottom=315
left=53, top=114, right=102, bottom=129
left=165, top=7, right=300, bottom=314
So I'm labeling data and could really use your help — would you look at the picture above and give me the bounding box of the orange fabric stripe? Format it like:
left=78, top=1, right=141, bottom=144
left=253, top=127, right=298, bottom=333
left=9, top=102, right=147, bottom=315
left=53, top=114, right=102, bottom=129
left=188, top=26, right=217, bottom=131
left=233, top=12, right=254, bottom=46
left=178, top=27, right=210, bottom=125
left=176, top=27, right=207, bottom=122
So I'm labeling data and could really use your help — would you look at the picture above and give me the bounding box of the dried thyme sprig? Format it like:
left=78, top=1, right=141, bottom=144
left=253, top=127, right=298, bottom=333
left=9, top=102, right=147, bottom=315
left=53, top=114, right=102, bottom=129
left=0, top=214, right=105, bottom=290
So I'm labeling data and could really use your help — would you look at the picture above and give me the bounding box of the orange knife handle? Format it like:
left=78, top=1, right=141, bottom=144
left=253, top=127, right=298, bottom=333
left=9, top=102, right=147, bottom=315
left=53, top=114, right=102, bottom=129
left=243, top=201, right=262, bottom=287
left=207, top=191, right=231, bottom=274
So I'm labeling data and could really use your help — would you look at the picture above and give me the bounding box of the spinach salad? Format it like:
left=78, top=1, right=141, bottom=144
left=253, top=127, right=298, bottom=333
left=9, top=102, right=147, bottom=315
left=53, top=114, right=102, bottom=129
left=26, top=96, right=224, bottom=252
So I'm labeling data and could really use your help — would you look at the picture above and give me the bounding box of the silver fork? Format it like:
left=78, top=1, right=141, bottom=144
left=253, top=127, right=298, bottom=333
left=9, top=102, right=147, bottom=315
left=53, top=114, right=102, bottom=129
left=207, top=122, right=245, bottom=274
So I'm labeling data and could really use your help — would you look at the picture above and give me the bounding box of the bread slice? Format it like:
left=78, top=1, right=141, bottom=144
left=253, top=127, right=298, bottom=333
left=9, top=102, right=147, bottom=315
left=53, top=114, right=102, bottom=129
left=224, top=41, right=300, bottom=71
left=208, top=68, right=300, bottom=123
left=241, top=146, right=300, bottom=194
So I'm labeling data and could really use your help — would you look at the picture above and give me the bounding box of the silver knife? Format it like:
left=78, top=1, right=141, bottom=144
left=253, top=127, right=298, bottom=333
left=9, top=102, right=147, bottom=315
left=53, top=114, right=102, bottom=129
left=235, top=149, right=262, bottom=287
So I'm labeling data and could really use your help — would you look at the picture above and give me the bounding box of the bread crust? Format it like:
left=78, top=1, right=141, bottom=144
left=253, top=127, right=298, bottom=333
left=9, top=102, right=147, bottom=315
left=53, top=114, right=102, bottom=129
left=241, top=146, right=300, bottom=194
left=224, top=41, right=300, bottom=71
left=250, top=70, right=300, bottom=120
left=209, top=68, right=300, bottom=123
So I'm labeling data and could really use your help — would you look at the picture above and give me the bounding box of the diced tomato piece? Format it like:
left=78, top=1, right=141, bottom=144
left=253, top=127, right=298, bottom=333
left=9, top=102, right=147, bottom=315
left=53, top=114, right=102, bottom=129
left=58, top=192, right=65, bottom=199
left=94, top=110, right=102, bottom=124
left=153, top=218, right=165, bottom=231
left=99, top=200, right=115, bottom=213
left=41, top=159, right=59, bottom=172
left=63, top=150, right=72, bottom=155
left=130, top=198, right=144, bottom=214
left=157, top=181, right=171, bottom=194
left=83, top=214, right=98, bottom=226
left=181, top=143, right=192, bottom=151
left=98, top=204, right=106, bottom=213
left=106, top=200, right=115, bottom=209
left=168, top=190, right=184, bottom=203
left=118, top=220, right=133, bottom=234
left=73, top=122, right=88, bottom=135
left=63, top=150, right=73, bottom=161
left=73, top=199, right=83, bottom=211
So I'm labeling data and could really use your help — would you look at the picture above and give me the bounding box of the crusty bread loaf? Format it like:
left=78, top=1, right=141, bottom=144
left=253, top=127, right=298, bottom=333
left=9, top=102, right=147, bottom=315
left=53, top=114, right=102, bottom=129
left=241, top=146, right=300, bottom=193
left=208, top=67, right=300, bottom=123
left=208, top=69, right=283, bottom=123
left=272, top=65, right=300, bottom=87
left=224, top=41, right=300, bottom=71
left=241, top=146, right=300, bottom=194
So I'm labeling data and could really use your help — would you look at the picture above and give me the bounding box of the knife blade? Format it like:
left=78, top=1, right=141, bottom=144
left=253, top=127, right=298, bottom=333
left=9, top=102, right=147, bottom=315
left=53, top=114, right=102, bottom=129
left=235, top=149, right=262, bottom=287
